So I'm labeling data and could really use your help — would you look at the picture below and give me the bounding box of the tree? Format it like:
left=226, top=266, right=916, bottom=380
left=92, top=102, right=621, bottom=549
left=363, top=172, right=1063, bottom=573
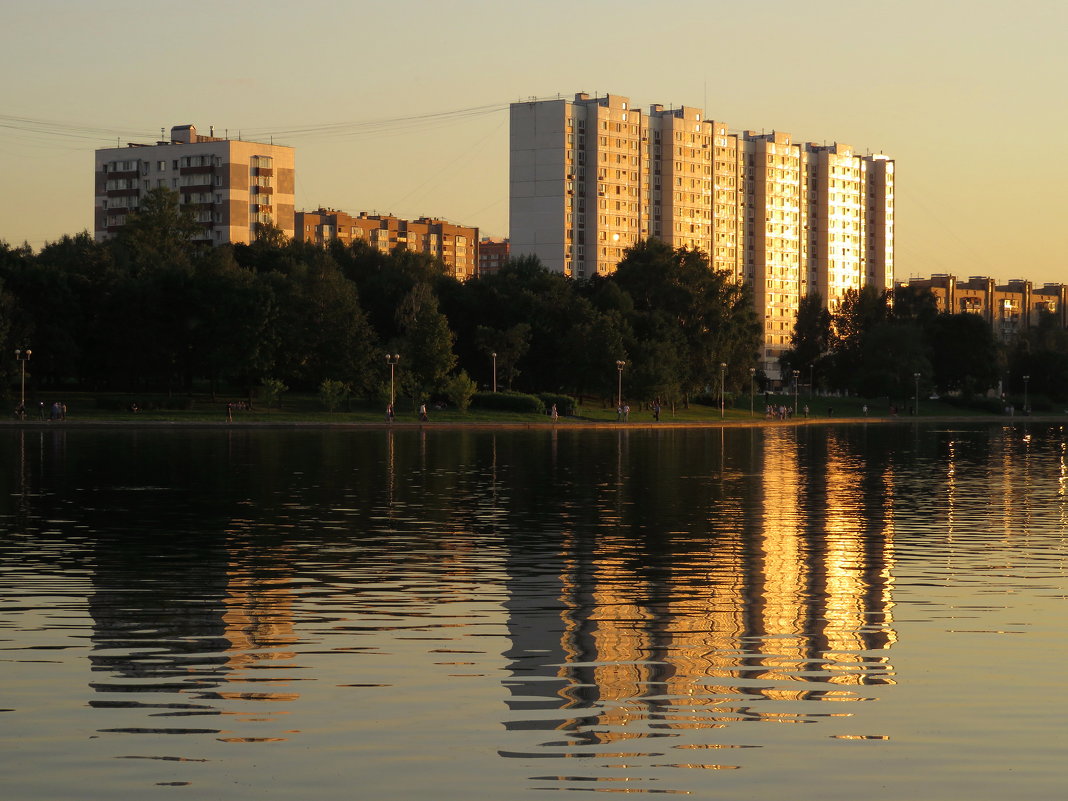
left=828, top=285, right=891, bottom=393
left=610, top=239, right=761, bottom=404
left=779, top=292, right=831, bottom=390
left=110, top=187, right=202, bottom=274
left=474, top=323, right=530, bottom=390
left=261, top=377, right=287, bottom=410
left=257, top=245, right=379, bottom=393
left=443, top=371, right=477, bottom=412
left=319, top=379, right=350, bottom=412
left=396, top=282, right=456, bottom=404
left=926, top=313, right=999, bottom=397
left=854, top=321, right=931, bottom=400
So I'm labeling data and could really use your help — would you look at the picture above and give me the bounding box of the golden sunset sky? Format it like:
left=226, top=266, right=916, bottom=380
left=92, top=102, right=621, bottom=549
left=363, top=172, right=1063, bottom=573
left=2, top=0, right=1065, bottom=285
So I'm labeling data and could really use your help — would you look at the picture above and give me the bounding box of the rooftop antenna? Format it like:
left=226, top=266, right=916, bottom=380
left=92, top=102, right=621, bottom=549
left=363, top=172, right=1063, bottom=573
left=160, top=127, right=165, bottom=142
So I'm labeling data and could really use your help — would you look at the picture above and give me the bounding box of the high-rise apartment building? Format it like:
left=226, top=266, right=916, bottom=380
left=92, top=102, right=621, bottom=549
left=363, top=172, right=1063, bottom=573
left=510, top=93, right=895, bottom=378
left=744, top=131, right=804, bottom=363
left=294, top=208, right=478, bottom=280
left=94, top=125, right=295, bottom=245
left=803, top=143, right=895, bottom=311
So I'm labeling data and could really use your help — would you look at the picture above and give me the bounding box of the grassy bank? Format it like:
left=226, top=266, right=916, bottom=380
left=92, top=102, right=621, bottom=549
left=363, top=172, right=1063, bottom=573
left=6, top=390, right=1052, bottom=426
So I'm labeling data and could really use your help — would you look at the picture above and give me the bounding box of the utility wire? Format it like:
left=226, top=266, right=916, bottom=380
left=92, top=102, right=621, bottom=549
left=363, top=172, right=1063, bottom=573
left=0, top=96, right=561, bottom=148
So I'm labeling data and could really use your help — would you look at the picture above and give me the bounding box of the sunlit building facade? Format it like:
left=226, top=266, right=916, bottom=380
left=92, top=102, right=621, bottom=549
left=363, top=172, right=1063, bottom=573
left=295, top=208, right=478, bottom=280
left=903, top=273, right=1068, bottom=341
left=509, top=93, right=895, bottom=380
left=478, top=237, right=510, bottom=276
left=744, top=131, right=804, bottom=371
left=94, top=124, right=295, bottom=245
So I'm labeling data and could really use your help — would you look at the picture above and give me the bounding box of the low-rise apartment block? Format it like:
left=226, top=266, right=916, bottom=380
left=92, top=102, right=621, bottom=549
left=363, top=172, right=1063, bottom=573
left=478, top=237, right=510, bottom=276
left=904, top=274, right=1068, bottom=340
left=295, top=209, right=478, bottom=280
left=95, top=124, right=295, bottom=245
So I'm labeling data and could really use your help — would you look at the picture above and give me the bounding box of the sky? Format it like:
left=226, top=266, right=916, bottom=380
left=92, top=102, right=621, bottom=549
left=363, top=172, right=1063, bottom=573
left=2, top=0, right=1066, bottom=286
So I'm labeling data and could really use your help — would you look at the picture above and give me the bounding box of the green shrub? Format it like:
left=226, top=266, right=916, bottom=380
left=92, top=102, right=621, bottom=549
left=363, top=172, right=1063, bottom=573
left=470, top=391, right=544, bottom=414
left=261, top=378, right=288, bottom=411
left=538, top=393, right=577, bottom=416
left=941, top=395, right=1008, bottom=414
left=444, top=371, right=478, bottom=412
left=319, top=379, right=350, bottom=412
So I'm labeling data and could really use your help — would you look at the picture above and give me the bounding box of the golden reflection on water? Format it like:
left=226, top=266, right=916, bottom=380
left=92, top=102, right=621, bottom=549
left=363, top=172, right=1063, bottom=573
left=5, top=424, right=1067, bottom=799
left=511, top=425, right=899, bottom=786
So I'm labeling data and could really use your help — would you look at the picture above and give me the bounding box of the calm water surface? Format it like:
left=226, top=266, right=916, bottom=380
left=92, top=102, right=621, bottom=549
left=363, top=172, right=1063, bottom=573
left=1, top=423, right=1066, bottom=799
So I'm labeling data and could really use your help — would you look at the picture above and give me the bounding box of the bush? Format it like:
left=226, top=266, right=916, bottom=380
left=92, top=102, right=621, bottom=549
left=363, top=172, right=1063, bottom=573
left=692, top=392, right=735, bottom=408
left=941, top=395, right=1009, bottom=415
left=470, top=391, right=544, bottom=414
left=261, top=378, right=288, bottom=411
left=538, top=393, right=577, bottom=416
left=319, top=379, right=350, bottom=412
left=444, top=371, right=478, bottom=412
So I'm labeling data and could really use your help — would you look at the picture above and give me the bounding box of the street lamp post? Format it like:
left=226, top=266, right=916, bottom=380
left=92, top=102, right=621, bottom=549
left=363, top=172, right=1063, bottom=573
left=616, top=360, right=626, bottom=409
left=913, top=372, right=921, bottom=416
left=792, top=369, right=799, bottom=417
left=491, top=351, right=497, bottom=393
left=15, top=348, right=31, bottom=417
left=386, top=354, right=400, bottom=408
left=1023, top=374, right=1030, bottom=414
left=749, top=367, right=756, bottom=417
left=719, top=362, right=726, bottom=419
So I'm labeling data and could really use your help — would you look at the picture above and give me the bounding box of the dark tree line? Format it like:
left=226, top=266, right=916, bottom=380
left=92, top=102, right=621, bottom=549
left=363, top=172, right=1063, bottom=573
left=778, top=282, right=1068, bottom=407
left=1, top=189, right=762, bottom=409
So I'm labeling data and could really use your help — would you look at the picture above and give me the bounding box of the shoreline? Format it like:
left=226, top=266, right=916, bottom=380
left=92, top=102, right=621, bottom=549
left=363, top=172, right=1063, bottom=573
left=1, top=414, right=1063, bottom=431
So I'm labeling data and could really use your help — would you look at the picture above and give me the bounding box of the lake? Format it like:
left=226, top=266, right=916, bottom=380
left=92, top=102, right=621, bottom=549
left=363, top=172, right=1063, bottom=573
left=1, top=422, right=1065, bottom=799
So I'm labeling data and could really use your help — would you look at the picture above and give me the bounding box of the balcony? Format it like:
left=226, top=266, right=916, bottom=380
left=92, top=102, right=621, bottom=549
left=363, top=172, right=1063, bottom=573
left=180, top=165, right=215, bottom=175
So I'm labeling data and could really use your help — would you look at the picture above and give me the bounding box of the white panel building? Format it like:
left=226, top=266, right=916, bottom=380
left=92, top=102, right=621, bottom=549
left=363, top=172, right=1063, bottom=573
left=94, top=124, right=295, bottom=245
left=510, top=93, right=895, bottom=379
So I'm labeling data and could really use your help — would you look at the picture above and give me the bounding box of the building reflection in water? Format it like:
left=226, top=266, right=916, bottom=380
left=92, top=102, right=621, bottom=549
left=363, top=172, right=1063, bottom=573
left=503, top=425, right=897, bottom=756
left=88, top=525, right=301, bottom=744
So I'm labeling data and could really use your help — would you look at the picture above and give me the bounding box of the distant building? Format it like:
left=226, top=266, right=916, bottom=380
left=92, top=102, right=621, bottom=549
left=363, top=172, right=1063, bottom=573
left=509, top=92, right=895, bottom=378
left=903, top=274, right=1068, bottom=340
left=295, top=208, right=478, bottom=280
left=94, top=124, right=295, bottom=245
left=478, top=237, right=509, bottom=276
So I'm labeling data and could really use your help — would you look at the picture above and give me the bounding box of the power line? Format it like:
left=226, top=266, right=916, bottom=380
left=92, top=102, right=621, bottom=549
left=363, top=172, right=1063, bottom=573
left=0, top=97, right=561, bottom=149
